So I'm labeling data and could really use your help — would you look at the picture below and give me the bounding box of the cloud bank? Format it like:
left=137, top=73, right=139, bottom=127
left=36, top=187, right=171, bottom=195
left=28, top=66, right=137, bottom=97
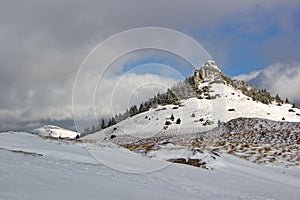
left=234, top=62, right=300, bottom=104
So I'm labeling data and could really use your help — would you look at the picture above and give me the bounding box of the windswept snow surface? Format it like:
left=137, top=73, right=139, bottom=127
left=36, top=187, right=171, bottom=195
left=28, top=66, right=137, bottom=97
left=1, top=132, right=300, bottom=200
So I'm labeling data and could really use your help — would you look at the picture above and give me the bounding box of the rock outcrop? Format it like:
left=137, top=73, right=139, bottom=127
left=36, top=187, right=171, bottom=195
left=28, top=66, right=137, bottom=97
left=193, top=60, right=221, bottom=87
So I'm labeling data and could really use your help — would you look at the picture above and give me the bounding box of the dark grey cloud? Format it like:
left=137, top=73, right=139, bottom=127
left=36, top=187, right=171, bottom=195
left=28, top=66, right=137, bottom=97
left=0, top=0, right=299, bottom=131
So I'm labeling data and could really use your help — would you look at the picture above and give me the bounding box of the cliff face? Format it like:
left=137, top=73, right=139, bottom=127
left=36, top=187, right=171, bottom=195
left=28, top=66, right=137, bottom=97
left=193, top=60, right=221, bottom=87
left=193, top=70, right=202, bottom=87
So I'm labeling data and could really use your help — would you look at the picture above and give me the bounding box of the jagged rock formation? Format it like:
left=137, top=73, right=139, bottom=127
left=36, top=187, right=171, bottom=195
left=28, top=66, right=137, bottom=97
left=193, top=70, right=202, bottom=88
left=193, top=60, right=221, bottom=88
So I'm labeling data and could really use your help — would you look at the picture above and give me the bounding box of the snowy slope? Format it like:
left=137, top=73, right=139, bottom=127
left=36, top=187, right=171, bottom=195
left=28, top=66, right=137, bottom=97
left=85, top=78, right=300, bottom=141
left=31, top=125, right=80, bottom=139
left=1, top=131, right=300, bottom=200
left=83, top=72, right=300, bottom=169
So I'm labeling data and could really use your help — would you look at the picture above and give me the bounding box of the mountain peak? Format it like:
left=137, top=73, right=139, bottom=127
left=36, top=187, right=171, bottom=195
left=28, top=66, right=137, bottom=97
left=193, top=60, right=222, bottom=88
left=201, top=59, right=220, bottom=71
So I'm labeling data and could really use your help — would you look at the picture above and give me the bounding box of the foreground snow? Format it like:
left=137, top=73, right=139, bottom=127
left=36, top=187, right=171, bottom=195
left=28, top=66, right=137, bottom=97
left=1, top=132, right=300, bottom=200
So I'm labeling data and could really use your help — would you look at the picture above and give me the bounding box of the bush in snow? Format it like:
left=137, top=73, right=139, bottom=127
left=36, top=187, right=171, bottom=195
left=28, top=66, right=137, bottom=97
left=165, top=121, right=172, bottom=126
left=110, top=135, right=116, bottom=139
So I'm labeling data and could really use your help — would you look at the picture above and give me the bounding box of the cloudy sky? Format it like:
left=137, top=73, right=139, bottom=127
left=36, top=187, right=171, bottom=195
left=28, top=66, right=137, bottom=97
left=0, top=0, right=299, bottom=131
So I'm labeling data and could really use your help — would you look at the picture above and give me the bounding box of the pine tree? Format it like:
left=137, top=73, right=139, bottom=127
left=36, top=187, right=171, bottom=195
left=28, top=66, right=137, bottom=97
left=101, top=119, right=105, bottom=129
left=275, top=94, right=282, bottom=104
left=139, top=102, right=144, bottom=113
left=129, top=105, right=138, bottom=116
left=83, top=127, right=90, bottom=135
left=285, top=98, right=289, bottom=104
left=107, top=119, right=112, bottom=127
left=111, top=117, right=116, bottom=125
left=170, top=113, right=175, bottom=121
left=91, top=125, right=96, bottom=133
left=123, top=109, right=129, bottom=119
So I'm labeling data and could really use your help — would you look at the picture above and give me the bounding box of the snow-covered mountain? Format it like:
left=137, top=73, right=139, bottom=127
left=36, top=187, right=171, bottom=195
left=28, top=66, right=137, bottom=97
left=31, top=125, right=80, bottom=139
left=86, top=60, right=299, bottom=136
left=84, top=60, right=300, bottom=168
left=89, top=60, right=299, bottom=137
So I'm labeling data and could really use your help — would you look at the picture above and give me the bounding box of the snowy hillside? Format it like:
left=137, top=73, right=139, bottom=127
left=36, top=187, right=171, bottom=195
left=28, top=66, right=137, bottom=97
left=84, top=60, right=300, bottom=169
left=86, top=73, right=300, bottom=140
left=31, top=125, right=80, bottom=139
left=1, top=131, right=300, bottom=200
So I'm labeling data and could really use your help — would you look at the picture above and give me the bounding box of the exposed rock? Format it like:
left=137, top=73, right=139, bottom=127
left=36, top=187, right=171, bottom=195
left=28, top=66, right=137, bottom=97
left=193, top=60, right=221, bottom=88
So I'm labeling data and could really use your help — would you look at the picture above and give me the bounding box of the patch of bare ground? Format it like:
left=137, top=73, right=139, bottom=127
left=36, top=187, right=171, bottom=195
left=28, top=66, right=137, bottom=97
left=115, top=118, right=299, bottom=168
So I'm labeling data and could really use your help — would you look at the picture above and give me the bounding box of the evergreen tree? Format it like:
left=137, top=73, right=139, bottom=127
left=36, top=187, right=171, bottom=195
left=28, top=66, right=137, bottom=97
left=101, top=119, right=106, bottom=129
left=139, top=102, right=145, bottom=113
left=129, top=105, right=138, bottom=116
left=170, top=113, right=175, bottom=121
left=123, top=109, right=129, bottom=119
left=285, top=98, right=289, bottom=104
left=152, top=98, right=158, bottom=108
left=111, top=117, right=116, bottom=125
left=275, top=94, right=283, bottom=104
left=83, top=127, right=90, bottom=135
left=91, top=125, right=96, bottom=133
left=107, top=118, right=112, bottom=127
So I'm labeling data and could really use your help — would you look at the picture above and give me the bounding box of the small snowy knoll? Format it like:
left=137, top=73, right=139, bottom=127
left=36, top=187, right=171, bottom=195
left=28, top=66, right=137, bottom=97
left=31, top=125, right=80, bottom=139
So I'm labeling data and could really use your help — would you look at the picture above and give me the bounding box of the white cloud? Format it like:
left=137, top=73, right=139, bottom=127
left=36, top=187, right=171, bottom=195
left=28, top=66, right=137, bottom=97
left=98, top=73, right=177, bottom=113
left=233, top=70, right=261, bottom=82
left=236, top=62, right=300, bottom=104
left=0, top=70, right=177, bottom=131
left=72, top=66, right=178, bottom=132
